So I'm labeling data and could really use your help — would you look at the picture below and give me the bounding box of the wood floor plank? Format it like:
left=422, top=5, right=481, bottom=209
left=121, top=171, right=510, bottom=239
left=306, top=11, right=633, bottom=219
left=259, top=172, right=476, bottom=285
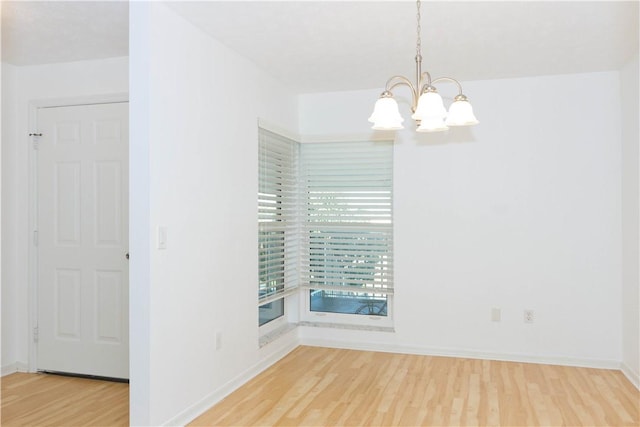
left=1, top=372, right=128, bottom=427
left=189, top=346, right=640, bottom=427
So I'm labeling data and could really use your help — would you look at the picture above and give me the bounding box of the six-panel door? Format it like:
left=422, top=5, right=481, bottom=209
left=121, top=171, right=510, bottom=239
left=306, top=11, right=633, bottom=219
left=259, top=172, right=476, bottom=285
left=37, top=102, right=129, bottom=379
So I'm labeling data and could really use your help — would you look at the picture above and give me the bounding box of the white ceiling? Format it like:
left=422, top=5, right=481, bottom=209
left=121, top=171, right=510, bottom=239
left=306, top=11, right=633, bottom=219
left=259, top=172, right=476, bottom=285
left=2, top=1, right=638, bottom=93
left=1, top=1, right=129, bottom=66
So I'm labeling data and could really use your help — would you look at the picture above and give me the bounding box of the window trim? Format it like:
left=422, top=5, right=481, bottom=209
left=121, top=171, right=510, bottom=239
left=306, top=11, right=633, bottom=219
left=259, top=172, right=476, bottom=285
left=258, top=299, right=288, bottom=334
left=258, top=124, right=395, bottom=333
left=258, top=128, right=299, bottom=330
left=301, top=291, right=395, bottom=328
left=298, top=140, right=394, bottom=327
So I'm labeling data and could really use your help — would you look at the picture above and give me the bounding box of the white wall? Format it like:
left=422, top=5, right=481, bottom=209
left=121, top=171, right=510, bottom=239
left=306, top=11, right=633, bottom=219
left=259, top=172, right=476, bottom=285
left=1, top=57, right=128, bottom=374
left=298, top=71, right=623, bottom=367
left=129, top=3, right=299, bottom=425
left=0, top=21, right=3, bottom=377
left=1, top=63, right=17, bottom=374
left=621, top=53, right=640, bottom=387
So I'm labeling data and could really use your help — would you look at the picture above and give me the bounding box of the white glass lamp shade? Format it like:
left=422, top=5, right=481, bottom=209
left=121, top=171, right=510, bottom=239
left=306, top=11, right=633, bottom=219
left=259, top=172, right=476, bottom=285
left=369, top=96, right=404, bottom=130
left=417, top=117, right=448, bottom=133
left=411, top=90, right=447, bottom=121
left=445, top=97, right=479, bottom=126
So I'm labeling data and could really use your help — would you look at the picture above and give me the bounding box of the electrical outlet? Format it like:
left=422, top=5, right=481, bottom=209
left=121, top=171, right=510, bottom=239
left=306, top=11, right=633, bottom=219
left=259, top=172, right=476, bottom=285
left=524, top=309, right=534, bottom=324
left=491, top=308, right=501, bottom=322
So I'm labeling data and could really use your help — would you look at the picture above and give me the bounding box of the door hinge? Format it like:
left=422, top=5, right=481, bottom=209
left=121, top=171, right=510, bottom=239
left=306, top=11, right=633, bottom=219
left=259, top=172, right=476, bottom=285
left=33, top=326, right=39, bottom=343
left=29, top=133, right=42, bottom=150
left=33, top=230, right=38, bottom=247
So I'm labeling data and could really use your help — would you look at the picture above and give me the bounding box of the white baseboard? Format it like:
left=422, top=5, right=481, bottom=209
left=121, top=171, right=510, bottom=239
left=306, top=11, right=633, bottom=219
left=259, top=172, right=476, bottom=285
left=2, top=361, right=29, bottom=377
left=163, top=331, right=299, bottom=427
left=621, top=362, right=640, bottom=390
left=160, top=331, right=636, bottom=426
left=299, top=337, right=621, bottom=370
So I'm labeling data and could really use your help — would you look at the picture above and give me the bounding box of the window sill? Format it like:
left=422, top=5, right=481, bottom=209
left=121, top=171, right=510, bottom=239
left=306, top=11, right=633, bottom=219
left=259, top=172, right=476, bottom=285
left=259, top=322, right=298, bottom=348
left=298, top=321, right=395, bottom=333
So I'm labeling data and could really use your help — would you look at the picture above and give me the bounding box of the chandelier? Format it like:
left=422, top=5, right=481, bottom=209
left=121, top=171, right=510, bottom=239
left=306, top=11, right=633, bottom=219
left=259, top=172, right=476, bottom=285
left=368, top=0, right=478, bottom=132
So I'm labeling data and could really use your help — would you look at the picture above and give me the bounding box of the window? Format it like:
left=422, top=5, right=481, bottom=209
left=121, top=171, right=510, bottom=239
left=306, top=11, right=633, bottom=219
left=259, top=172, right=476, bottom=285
left=258, top=129, right=297, bottom=326
left=258, top=129, right=394, bottom=331
left=300, top=141, right=393, bottom=318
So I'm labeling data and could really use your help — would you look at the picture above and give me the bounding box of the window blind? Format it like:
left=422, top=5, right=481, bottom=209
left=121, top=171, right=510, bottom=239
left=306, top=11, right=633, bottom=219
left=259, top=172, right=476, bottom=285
left=300, top=141, right=393, bottom=296
left=258, top=129, right=299, bottom=305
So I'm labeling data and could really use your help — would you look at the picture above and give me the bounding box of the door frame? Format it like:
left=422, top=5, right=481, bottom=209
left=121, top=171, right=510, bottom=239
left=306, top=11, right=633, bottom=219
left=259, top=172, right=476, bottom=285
left=27, top=93, right=129, bottom=372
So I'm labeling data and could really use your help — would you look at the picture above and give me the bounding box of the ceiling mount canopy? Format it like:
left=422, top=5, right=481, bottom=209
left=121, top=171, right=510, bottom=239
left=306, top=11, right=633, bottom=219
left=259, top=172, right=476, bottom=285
left=369, top=0, right=479, bottom=133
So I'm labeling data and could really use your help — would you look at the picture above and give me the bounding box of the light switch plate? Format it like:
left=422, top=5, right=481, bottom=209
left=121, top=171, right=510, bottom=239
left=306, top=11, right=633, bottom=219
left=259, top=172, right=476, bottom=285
left=157, top=226, right=167, bottom=250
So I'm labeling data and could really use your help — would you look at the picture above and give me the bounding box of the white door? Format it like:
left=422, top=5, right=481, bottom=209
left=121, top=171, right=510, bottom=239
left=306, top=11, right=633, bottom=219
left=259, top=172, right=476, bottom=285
left=36, top=102, right=129, bottom=379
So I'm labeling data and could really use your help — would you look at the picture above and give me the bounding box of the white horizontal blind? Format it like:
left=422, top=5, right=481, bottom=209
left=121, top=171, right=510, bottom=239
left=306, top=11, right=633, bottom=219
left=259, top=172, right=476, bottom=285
left=258, top=129, right=298, bottom=304
left=300, top=141, right=393, bottom=296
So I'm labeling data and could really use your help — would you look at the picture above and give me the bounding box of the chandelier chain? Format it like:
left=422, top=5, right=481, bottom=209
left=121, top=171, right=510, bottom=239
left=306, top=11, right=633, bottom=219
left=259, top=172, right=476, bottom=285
left=416, top=0, right=422, bottom=59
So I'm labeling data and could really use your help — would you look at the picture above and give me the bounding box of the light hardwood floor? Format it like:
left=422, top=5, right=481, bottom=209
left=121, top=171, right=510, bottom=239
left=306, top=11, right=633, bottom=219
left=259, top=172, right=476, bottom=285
left=1, top=347, right=638, bottom=426
left=1, top=372, right=128, bottom=426
left=190, top=346, right=640, bottom=427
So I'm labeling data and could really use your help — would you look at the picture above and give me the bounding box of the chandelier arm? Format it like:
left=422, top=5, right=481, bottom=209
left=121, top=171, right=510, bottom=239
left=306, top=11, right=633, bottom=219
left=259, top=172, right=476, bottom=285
left=430, top=77, right=464, bottom=95
left=418, top=71, right=432, bottom=90
left=385, top=75, right=415, bottom=91
left=385, top=75, right=420, bottom=107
